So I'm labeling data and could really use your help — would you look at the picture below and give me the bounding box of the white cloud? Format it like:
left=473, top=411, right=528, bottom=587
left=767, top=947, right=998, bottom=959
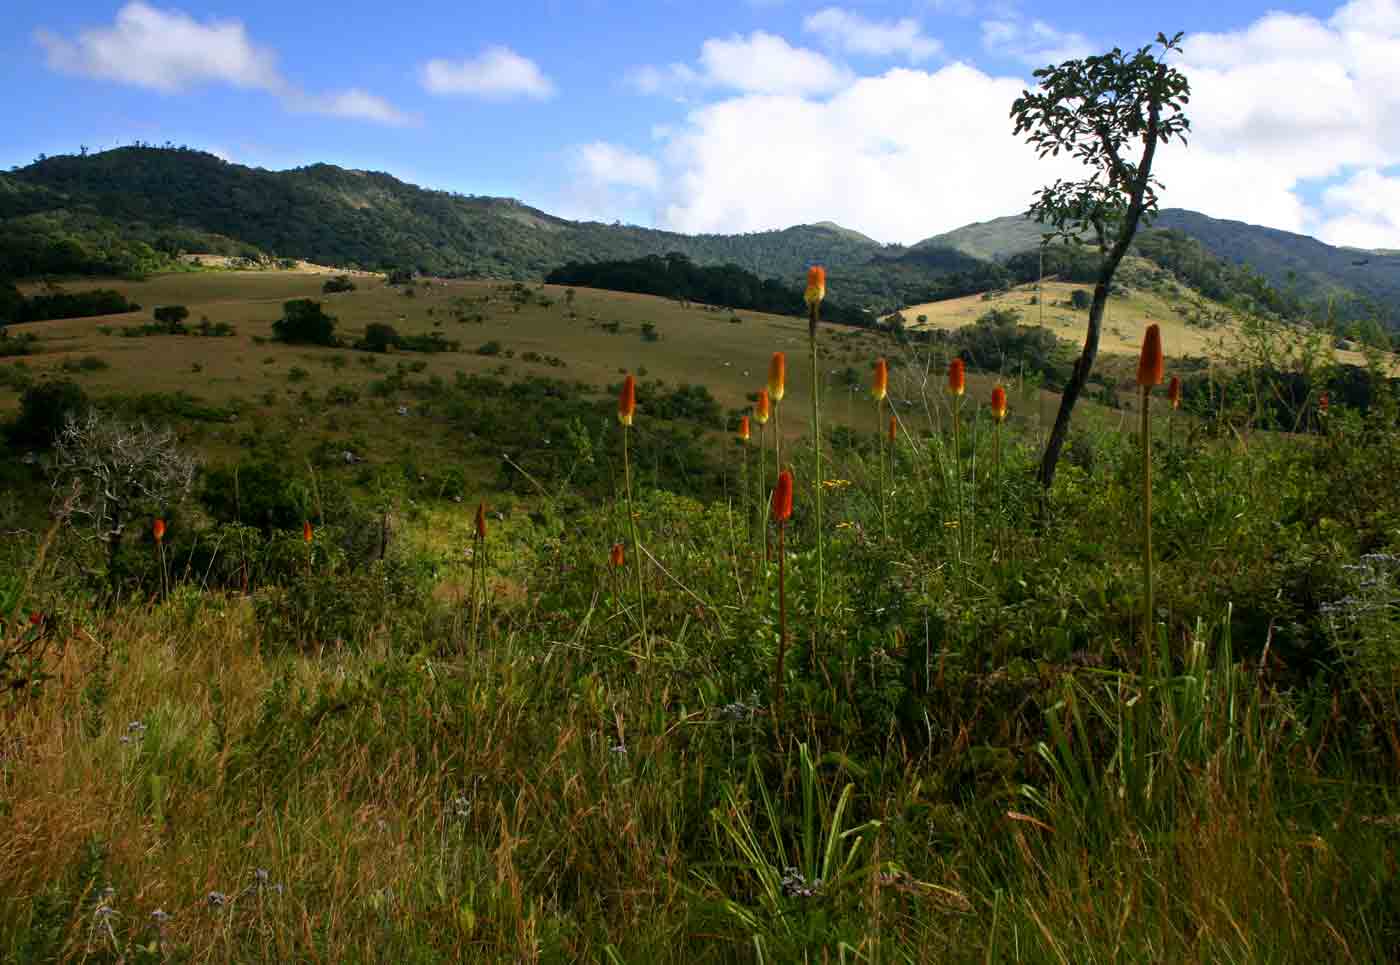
left=980, top=17, right=1092, bottom=66
left=35, top=2, right=408, bottom=125
left=576, top=142, right=661, bottom=192
left=35, top=2, right=280, bottom=93
left=629, top=32, right=850, bottom=98
left=296, top=89, right=414, bottom=127
left=802, top=8, right=943, bottom=62
left=628, top=0, right=1400, bottom=249
left=1149, top=0, right=1400, bottom=240
left=1319, top=169, right=1400, bottom=248
left=656, top=63, right=1076, bottom=242
left=421, top=47, right=556, bottom=100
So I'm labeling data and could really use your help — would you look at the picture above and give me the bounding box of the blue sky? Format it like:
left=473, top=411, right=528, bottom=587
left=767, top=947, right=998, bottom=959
left=6, top=0, right=1400, bottom=247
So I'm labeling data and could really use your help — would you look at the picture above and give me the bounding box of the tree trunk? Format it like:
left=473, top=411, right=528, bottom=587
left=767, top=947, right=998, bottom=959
left=1037, top=277, right=1111, bottom=490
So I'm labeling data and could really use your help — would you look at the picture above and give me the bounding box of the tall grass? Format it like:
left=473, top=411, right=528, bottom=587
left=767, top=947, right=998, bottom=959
left=2, top=316, right=1398, bottom=962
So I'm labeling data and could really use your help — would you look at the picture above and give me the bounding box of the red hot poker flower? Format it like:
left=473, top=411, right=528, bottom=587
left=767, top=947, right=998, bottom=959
left=1137, top=324, right=1164, bottom=387
left=618, top=374, right=637, bottom=426
left=873, top=358, right=888, bottom=401
left=948, top=358, right=966, bottom=397
left=991, top=385, right=1008, bottom=423
left=768, top=353, right=786, bottom=402
left=772, top=470, right=794, bottom=524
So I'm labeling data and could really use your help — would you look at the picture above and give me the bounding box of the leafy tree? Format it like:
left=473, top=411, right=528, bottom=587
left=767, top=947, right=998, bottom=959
left=1070, top=289, right=1092, bottom=310
left=1011, top=31, right=1191, bottom=490
left=322, top=275, right=356, bottom=294
left=272, top=299, right=339, bottom=346
left=0, top=280, right=21, bottom=322
left=355, top=322, right=400, bottom=352
left=6, top=380, right=89, bottom=450
left=153, top=304, right=189, bottom=333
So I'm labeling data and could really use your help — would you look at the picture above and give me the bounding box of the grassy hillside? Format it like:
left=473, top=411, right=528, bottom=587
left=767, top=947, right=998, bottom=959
left=3, top=147, right=990, bottom=314
left=929, top=209, right=1400, bottom=326
left=3, top=264, right=1400, bottom=958
left=900, top=277, right=1386, bottom=368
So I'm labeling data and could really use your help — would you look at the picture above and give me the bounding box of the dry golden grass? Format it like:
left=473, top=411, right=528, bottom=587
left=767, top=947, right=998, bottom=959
left=898, top=278, right=1397, bottom=373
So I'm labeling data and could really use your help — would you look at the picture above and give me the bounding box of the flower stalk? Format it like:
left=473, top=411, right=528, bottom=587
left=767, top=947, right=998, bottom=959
left=1137, top=324, right=1164, bottom=657
left=619, top=374, right=649, bottom=655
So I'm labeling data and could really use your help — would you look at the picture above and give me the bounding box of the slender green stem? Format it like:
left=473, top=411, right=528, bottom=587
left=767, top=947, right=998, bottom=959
left=775, top=520, right=788, bottom=736
left=994, top=420, right=1003, bottom=561
left=877, top=397, right=888, bottom=542
left=759, top=420, right=769, bottom=564
left=1141, top=386, right=1154, bottom=659
left=952, top=394, right=964, bottom=565
left=623, top=425, right=649, bottom=657
left=774, top=401, right=782, bottom=473
left=809, top=319, right=824, bottom=663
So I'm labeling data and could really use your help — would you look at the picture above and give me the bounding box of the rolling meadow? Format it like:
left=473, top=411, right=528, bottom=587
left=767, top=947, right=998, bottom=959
left=3, top=259, right=1400, bottom=962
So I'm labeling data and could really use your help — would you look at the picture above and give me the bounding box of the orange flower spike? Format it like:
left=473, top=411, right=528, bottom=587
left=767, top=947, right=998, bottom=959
left=768, top=352, right=786, bottom=402
left=1319, top=392, right=1330, bottom=414
left=153, top=518, right=166, bottom=544
left=618, top=373, right=637, bottom=426
left=738, top=415, right=751, bottom=442
left=873, top=358, right=888, bottom=402
left=754, top=389, right=771, bottom=425
left=948, top=358, right=966, bottom=397
left=991, top=385, right=1008, bottom=423
left=1137, top=324, right=1164, bottom=387
left=772, top=470, right=794, bottom=523
left=804, top=265, right=826, bottom=308
left=610, top=542, right=625, bottom=568
left=1168, top=376, right=1182, bottom=410
left=475, top=501, right=488, bottom=540
left=888, top=414, right=897, bottom=443
left=303, top=520, right=314, bottom=544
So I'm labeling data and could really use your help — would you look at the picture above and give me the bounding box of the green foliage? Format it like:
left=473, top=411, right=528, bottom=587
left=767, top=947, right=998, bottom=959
left=321, top=274, right=356, bottom=294
left=546, top=252, right=873, bottom=327
left=6, top=379, right=88, bottom=450
left=151, top=304, right=189, bottom=331
left=9, top=287, right=141, bottom=325
left=272, top=298, right=339, bottom=346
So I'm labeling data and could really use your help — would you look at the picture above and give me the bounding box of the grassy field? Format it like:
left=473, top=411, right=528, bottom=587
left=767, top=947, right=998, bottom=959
left=3, top=267, right=1400, bottom=961
left=4, top=270, right=1118, bottom=460
left=898, top=272, right=1395, bottom=373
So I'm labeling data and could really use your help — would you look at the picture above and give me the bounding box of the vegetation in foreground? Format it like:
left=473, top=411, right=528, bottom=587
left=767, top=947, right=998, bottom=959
left=3, top=298, right=1399, bottom=960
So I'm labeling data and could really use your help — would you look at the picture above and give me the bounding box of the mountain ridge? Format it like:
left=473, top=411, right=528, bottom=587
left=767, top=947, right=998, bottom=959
left=4, top=146, right=1398, bottom=326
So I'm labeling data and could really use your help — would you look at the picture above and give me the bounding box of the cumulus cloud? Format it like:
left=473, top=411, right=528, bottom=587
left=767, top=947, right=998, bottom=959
left=576, top=142, right=662, bottom=192
left=802, top=8, right=943, bottom=62
left=294, top=90, right=413, bottom=127
left=1151, top=0, right=1400, bottom=240
left=35, top=2, right=280, bottom=92
left=657, top=64, right=1078, bottom=241
left=1318, top=169, right=1400, bottom=249
left=420, top=47, right=556, bottom=100
left=617, top=0, right=1400, bottom=249
left=980, top=17, right=1093, bottom=66
left=35, top=2, right=409, bottom=124
left=628, top=32, right=850, bottom=98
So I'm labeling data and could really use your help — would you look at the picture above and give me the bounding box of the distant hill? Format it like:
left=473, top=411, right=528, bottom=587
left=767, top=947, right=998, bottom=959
left=927, top=209, right=1400, bottom=325
left=10, top=145, right=1394, bottom=326
left=0, top=147, right=994, bottom=316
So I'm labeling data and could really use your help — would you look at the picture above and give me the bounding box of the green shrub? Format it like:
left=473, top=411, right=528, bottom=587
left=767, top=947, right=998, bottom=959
left=272, top=300, right=339, bottom=347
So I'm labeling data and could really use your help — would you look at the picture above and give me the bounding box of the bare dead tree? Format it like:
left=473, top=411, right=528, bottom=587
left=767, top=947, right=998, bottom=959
left=49, top=411, right=197, bottom=588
